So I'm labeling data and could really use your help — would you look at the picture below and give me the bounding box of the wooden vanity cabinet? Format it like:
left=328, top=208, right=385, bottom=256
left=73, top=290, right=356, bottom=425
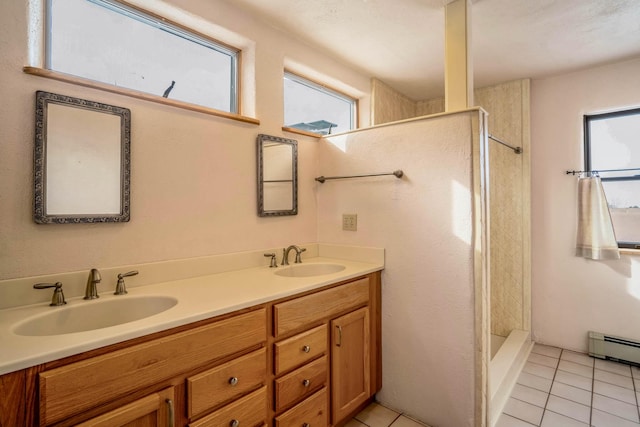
left=75, top=387, right=175, bottom=427
left=0, top=271, right=381, bottom=427
left=271, top=274, right=381, bottom=427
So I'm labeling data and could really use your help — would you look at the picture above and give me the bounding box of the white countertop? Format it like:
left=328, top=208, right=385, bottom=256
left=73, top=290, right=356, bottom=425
left=0, top=255, right=383, bottom=375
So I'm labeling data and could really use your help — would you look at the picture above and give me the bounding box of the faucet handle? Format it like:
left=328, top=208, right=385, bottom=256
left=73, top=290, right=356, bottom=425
left=34, top=282, right=67, bottom=306
left=115, top=270, right=138, bottom=295
left=263, top=253, right=278, bottom=268
left=295, top=247, right=307, bottom=264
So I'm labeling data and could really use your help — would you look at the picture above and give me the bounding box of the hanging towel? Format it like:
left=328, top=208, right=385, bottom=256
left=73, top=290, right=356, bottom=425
left=575, top=174, right=620, bottom=260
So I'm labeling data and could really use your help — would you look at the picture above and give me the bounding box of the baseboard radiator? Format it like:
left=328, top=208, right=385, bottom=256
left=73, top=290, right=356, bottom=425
left=588, top=331, right=640, bottom=366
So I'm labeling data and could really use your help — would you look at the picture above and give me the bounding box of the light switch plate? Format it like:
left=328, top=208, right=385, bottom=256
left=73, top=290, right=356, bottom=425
left=342, top=214, right=357, bottom=231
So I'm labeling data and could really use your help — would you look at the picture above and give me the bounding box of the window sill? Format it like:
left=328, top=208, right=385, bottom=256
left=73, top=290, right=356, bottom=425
left=620, top=248, right=640, bottom=256
left=282, top=126, right=323, bottom=139
left=23, top=67, right=260, bottom=126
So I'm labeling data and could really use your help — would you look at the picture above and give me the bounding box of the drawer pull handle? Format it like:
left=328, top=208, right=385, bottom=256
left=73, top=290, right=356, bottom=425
left=230, top=420, right=239, bottom=427
left=336, top=325, right=343, bottom=347
left=228, top=377, right=239, bottom=386
left=302, top=345, right=311, bottom=353
left=166, top=398, right=175, bottom=427
left=302, top=379, right=310, bottom=387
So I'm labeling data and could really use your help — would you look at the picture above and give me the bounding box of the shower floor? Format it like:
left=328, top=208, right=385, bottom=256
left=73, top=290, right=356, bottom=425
left=496, top=343, right=640, bottom=426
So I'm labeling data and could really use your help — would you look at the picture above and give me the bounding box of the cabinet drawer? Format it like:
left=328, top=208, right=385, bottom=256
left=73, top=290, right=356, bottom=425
left=39, top=309, right=266, bottom=426
left=274, top=277, right=369, bottom=337
left=187, top=348, right=266, bottom=418
left=274, top=387, right=327, bottom=427
left=275, top=356, right=327, bottom=412
left=189, top=386, right=267, bottom=427
left=274, top=325, right=326, bottom=375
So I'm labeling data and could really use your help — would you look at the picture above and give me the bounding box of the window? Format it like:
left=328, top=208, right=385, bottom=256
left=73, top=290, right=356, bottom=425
left=47, top=0, right=238, bottom=113
left=284, top=72, right=356, bottom=135
left=584, top=108, right=640, bottom=248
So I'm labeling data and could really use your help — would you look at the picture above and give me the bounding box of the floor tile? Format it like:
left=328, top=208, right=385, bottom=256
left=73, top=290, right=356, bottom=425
left=594, top=379, right=637, bottom=404
left=558, top=360, right=593, bottom=378
left=592, top=393, right=640, bottom=423
left=631, top=365, right=640, bottom=379
left=511, top=383, right=549, bottom=408
left=545, top=395, right=590, bottom=424
left=344, top=419, right=368, bottom=427
left=550, top=381, right=592, bottom=406
left=540, top=410, right=589, bottom=427
left=594, top=358, right=633, bottom=377
left=560, top=350, right=594, bottom=367
left=528, top=353, right=560, bottom=369
left=594, top=368, right=635, bottom=389
left=532, top=343, right=562, bottom=359
left=355, top=402, right=401, bottom=427
left=517, top=371, right=553, bottom=393
left=637, top=391, right=640, bottom=405
left=496, top=413, right=538, bottom=427
left=390, top=415, right=430, bottom=427
left=503, top=397, right=544, bottom=426
left=553, top=370, right=593, bottom=391
left=591, top=408, right=640, bottom=427
left=523, top=361, right=556, bottom=380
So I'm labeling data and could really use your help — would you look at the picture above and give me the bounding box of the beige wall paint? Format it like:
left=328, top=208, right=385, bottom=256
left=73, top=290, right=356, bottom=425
left=371, top=78, right=416, bottom=124
left=373, top=80, right=532, bottom=338
left=531, top=57, right=640, bottom=352
left=0, top=0, right=370, bottom=280
left=319, top=112, right=484, bottom=427
left=476, top=80, right=531, bottom=337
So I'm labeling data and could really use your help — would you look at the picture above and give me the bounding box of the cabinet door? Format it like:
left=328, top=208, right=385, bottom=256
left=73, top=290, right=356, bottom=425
left=75, top=387, right=175, bottom=427
left=331, top=307, right=370, bottom=423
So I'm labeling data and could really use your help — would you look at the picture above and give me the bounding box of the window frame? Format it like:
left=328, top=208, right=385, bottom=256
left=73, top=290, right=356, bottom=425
left=584, top=107, right=640, bottom=249
left=283, top=70, right=357, bottom=136
left=41, top=0, right=246, bottom=119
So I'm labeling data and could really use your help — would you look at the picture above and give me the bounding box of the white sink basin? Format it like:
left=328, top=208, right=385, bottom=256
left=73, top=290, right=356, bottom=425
left=275, top=263, right=346, bottom=278
left=12, top=295, right=178, bottom=336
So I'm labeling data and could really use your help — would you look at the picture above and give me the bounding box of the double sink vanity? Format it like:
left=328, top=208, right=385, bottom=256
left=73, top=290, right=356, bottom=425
left=0, top=244, right=384, bottom=427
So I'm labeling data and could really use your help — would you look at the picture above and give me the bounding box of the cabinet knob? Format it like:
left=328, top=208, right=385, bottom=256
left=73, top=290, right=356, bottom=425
left=228, top=377, right=239, bottom=386
left=302, top=345, right=311, bottom=353
left=230, top=420, right=239, bottom=427
left=302, top=379, right=310, bottom=387
left=302, top=423, right=310, bottom=427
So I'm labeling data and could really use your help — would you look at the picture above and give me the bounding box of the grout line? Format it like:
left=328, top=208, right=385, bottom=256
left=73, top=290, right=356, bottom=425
left=590, top=353, right=595, bottom=427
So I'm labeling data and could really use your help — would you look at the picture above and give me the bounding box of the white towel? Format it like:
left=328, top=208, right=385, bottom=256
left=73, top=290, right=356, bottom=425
left=575, top=174, right=620, bottom=260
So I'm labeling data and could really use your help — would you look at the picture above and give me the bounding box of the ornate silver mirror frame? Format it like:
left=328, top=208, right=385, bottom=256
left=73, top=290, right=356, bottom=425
left=34, top=91, right=131, bottom=224
left=257, top=134, right=298, bottom=217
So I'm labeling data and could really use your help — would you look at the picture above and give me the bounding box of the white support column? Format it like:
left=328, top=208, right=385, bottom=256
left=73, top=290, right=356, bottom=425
left=444, top=0, right=473, bottom=111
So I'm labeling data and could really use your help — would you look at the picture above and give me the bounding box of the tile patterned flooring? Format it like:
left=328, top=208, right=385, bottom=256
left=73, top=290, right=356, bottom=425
left=497, top=343, right=640, bottom=427
left=346, top=402, right=431, bottom=427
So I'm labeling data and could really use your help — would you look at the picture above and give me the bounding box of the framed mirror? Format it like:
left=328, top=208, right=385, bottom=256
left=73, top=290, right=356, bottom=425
left=34, top=91, right=131, bottom=224
left=257, top=134, right=298, bottom=216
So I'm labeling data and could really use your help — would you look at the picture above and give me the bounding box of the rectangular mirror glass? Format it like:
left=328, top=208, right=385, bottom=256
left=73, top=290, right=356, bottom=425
left=34, top=91, right=131, bottom=223
left=257, top=134, right=297, bottom=216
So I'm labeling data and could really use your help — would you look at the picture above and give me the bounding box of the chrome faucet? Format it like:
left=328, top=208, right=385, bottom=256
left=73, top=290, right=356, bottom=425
left=84, top=268, right=101, bottom=300
left=281, top=245, right=306, bottom=266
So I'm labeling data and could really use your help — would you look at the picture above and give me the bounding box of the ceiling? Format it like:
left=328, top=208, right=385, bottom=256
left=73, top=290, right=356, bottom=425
left=224, top=0, right=640, bottom=100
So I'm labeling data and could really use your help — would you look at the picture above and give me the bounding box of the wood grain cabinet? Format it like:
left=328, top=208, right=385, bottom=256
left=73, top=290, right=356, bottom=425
left=0, top=271, right=381, bottom=427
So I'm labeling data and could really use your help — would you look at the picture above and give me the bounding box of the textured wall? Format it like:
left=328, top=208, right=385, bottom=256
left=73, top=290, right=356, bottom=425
left=0, top=0, right=370, bottom=280
left=476, top=80, right=531, bottom=337
left=371, top=78, right=416, bottom=124
left=372, top=80, right=532, bottom=338
left=319, top=112, right=483, bottom=427
left=531, top=57, right=640, bottom=352
left=416, top=97, right=445, bottom=116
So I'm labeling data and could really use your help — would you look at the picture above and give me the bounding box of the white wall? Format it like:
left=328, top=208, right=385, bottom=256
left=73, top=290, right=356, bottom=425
left=531, top=57, right=640, bottom=352
left=0, top=0, right=370, bottom=280
left=319, top=113, right=481, bottom=427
